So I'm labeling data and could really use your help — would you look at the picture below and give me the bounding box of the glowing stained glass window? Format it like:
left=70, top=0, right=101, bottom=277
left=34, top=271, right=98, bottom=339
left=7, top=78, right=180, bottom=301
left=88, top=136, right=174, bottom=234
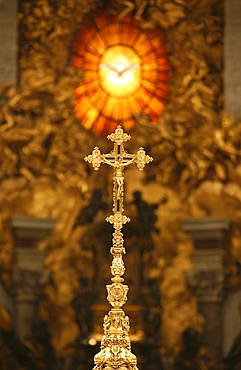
left=73, top=10, right=170, bottom=137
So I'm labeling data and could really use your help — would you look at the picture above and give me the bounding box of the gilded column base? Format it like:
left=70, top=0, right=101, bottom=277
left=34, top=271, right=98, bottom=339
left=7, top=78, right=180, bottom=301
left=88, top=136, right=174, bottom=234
left=93, top=308, right=139, bottom=370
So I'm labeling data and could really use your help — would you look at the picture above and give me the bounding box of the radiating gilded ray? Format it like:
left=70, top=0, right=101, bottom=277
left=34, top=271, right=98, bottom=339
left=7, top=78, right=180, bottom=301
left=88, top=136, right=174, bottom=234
left=134, top=33, right=151, bottom=56
left=75, top=98, right=92, bottom=125
left=142, top=70, right=158, bottom=83
left=82, top=78, right=99, bottom=94
left=90, top=90, right=108, bottom=112
left=84, top=107, right=99, bottom=130
left=84, top=50, right=100, bottom=65
left=93, top=10, right=108, bottom=30
left=114, top=99, right=130, bottom=121
left=141, top=78, right=156, bottom=91
left=155, top=83, right=169, bottom=98
left=157, top=72, right=171, bottom=83
left=92, top=116, right=107, bottom=136
left=145, top=47, right=158, bottom=60
left=148, top=96, right=165, bottom=116
left=149, top=33, right=165, bottom=50
left=86, top=31, right=107, bottom=55
left=135, top=86, right=152, bottom=107
left=100, top=23, right=120, bottom=46
left=119, top=21, right=139, bottom=46
left=93, top=117, right=117, bottom=137
left=123, top=118, right=135, bottom=131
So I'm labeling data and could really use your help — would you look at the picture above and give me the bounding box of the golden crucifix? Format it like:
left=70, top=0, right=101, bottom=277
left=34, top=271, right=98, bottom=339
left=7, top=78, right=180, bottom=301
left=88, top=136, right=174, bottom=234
left=85, top=125, right=153, bottom=370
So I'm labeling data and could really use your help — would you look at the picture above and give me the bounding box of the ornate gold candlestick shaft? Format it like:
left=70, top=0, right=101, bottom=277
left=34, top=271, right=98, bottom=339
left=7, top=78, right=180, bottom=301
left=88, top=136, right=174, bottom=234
left=85, top=126, right=153, bottom=370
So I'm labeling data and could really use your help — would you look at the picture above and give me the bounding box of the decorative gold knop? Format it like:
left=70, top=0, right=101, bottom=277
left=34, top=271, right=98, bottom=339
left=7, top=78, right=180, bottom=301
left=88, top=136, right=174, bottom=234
left=85, top=125, right=153, bottom=370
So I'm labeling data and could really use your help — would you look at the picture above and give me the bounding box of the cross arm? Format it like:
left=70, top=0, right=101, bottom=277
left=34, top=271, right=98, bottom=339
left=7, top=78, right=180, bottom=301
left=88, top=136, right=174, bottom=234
left=84, top=146, right=104, bottom=171
left=134, top=147, right=153, bottom=170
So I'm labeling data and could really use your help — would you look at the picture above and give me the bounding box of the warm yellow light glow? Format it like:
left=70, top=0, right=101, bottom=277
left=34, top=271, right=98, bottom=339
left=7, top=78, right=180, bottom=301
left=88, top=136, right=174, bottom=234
left=99, top=45, right=141, bottom=98
left=88, top=338, right=97, bottom=346
left=73, top=10, right=170, bottom=136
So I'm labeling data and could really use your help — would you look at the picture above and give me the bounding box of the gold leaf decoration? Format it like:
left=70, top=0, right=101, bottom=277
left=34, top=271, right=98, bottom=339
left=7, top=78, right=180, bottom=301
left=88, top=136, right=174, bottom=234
left=1, top=1, right=241, bottom=366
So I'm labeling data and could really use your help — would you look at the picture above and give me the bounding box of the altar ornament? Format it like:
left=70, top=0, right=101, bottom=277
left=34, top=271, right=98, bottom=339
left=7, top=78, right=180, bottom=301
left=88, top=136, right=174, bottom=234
left=84, top=126, right=153, bottom=369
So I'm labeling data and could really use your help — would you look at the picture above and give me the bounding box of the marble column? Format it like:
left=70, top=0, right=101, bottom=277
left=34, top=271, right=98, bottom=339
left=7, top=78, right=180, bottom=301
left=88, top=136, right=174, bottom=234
left=181, top=217, right=231, bottom=359
left=11, top=215, right=56, bottom=339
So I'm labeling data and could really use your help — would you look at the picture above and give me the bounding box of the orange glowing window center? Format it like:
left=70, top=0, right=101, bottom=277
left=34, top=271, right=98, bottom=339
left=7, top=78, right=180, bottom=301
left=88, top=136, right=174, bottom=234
left=99, top=46, right=141, bottom=98
left=73, top=10, right=170, bottom=136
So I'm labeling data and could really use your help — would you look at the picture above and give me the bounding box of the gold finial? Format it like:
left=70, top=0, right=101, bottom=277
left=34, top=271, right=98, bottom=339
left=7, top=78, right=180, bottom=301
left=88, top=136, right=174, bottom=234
left=85, top=125, right=153, bottom=370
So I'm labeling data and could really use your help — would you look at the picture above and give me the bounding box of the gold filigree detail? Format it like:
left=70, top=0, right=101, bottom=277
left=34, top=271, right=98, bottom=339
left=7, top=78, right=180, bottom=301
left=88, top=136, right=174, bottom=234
left=85, top=126, right=153, bottom=230
left=85, top=147, right=103, bottom=171
left=111, top=255, right=125, bottom=277
left=93, top=309, right=138, bottom=370
left=112, top=230, right=125, bottom=250
left=85, top=126, right=153, bottom=369
left=0, top=0, right=231, bottom=364
left=106, top=214, right=130, bottom=230
left=135, top=147, right=153, bottom=170
left=106, top=283, right=129, bottom=309
left=107, top=126, right=131, bottom=144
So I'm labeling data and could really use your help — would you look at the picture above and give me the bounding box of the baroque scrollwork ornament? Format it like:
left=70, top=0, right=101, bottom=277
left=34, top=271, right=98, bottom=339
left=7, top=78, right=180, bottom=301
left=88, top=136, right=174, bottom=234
left=1, top=0, right=234, bottom=364
left=85, top=126, right=153, bottom=369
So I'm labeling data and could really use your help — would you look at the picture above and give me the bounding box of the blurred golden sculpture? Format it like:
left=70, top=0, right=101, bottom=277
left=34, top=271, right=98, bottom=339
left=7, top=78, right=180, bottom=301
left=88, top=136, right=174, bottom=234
left=1, top=0, right=240, bottom=368
left=109, top=0, right=186, bottom=28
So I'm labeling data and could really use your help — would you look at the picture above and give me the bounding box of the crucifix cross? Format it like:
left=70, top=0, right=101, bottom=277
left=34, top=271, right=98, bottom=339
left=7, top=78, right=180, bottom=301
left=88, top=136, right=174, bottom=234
left=84, top=125, right=153, bottom=231
left=85, top=126, right=153, bottom=369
